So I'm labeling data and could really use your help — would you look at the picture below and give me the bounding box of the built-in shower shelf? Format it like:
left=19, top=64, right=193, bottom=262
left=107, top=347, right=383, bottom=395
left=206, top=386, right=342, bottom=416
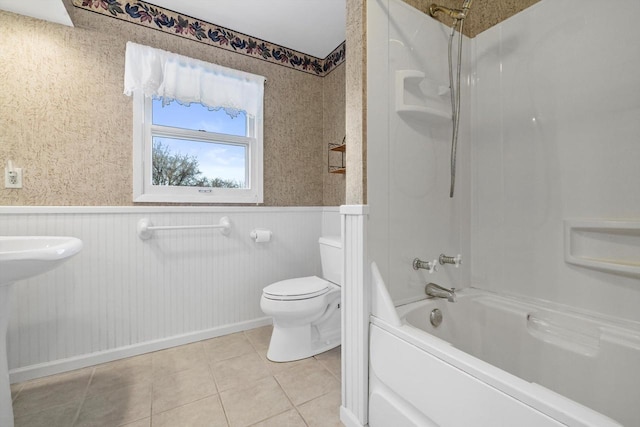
left=395, top=70, right=451, bottom=121
left=564, top=219, right=640, bottom=276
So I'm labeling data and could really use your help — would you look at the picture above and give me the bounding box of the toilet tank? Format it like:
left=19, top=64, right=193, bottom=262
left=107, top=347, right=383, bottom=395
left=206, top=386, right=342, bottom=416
left=319, top=236, right=343, bottom=285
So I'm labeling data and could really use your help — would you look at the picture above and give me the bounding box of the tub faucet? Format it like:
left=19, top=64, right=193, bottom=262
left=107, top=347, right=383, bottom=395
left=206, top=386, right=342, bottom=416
left=425, top=282, right=456, bottom=302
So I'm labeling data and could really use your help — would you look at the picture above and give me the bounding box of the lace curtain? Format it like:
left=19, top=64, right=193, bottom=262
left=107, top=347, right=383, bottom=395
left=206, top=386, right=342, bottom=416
left=123, top=42, right=265, bottom=117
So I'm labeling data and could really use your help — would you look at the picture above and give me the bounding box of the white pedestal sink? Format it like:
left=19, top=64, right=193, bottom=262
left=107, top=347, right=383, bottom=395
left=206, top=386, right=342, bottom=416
left=0, top=236, right=83, bottom=427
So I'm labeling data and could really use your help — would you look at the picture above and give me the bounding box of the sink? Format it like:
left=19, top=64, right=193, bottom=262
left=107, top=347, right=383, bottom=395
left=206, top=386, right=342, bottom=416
left=0, top=236, right=83, bottom=285
left=0, top=235, right=82, bottom=427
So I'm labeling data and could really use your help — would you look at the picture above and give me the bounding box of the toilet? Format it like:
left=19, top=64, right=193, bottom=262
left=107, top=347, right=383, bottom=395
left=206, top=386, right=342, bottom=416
left=260, top=236, right=342, bottom=362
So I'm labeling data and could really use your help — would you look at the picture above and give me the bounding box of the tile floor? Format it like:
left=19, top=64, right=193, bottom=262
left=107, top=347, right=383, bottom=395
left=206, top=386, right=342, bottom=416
left=10, top=325, right=344, bottom=427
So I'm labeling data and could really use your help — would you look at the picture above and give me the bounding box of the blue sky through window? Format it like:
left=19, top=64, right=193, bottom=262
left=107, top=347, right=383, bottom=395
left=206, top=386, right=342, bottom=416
left=153, top=137, right=247, bottom=186
left=152, top=99, right=247, bottom=135
left=152, top=99, right=247, bottom=185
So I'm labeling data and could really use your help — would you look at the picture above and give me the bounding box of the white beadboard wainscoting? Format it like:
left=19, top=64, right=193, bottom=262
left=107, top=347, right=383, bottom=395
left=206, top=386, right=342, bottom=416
left=0, top=206, right=339, bottom=382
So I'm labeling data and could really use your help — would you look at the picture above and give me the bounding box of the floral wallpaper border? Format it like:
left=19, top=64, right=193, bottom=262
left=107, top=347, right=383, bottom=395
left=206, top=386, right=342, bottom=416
left=73, top=0, right=345, bottom=77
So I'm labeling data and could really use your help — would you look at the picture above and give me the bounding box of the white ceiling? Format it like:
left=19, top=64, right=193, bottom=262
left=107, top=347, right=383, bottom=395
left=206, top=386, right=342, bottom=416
left=0, top=0, right=73, bottom=27
left=0, top=0, right=346, bottom=58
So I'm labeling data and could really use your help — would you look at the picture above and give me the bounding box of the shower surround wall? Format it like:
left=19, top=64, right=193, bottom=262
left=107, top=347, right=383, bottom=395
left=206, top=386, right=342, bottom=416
left=353, top=0, right=640, bottom=424
left=0, top=206, right=339, bottom=382
left=472, top=0, right=640, bottom=322
left=367, top=0, right=472, bottom=305
left=368, top=0, right=640, bottom=318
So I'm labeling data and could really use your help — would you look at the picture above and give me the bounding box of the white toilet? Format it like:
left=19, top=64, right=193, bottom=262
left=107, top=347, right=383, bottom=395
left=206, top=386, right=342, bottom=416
left=260, top=236, right=342, bottom=362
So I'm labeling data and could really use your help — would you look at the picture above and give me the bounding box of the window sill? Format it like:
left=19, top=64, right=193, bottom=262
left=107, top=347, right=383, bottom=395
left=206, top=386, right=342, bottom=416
left=133, top=192, right=263, bottom=204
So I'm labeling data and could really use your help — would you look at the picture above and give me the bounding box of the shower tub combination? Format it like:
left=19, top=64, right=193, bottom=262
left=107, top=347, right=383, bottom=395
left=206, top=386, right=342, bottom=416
left=369, top=264, right=640, bottom=426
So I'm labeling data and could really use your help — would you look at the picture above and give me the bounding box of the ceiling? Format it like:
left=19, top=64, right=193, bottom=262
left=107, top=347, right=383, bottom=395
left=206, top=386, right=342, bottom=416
left=0, top=0, right=346, bottom=58
left=0, top=0, right=72, bottom=27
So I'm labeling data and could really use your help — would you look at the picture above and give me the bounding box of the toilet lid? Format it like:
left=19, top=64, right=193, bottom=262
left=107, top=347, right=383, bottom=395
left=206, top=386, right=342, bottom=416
left=263, top=276, right=330, bottom=300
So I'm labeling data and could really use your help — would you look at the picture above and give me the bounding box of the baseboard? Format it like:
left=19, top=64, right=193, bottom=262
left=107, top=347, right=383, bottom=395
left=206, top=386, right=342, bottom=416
left=10, top=317, right=272, bottom=383
left=341, top=406, right=367, bottom=427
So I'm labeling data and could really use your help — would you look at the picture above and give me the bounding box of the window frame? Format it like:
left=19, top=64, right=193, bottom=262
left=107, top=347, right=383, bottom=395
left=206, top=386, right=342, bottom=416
left=132, top=93, right=263, bottom=204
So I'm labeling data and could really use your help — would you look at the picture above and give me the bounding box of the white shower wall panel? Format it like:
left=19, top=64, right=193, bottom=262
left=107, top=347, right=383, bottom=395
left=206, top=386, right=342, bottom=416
left=471, top=0, right=640, bottom=321
left=368, top=0, right=472, bottom=305
left=0, top=207, right=326, bottom=381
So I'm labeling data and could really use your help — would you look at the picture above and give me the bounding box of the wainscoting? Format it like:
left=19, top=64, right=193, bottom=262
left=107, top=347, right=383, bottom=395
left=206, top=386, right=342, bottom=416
left=0, top=206, right=339, bottom=382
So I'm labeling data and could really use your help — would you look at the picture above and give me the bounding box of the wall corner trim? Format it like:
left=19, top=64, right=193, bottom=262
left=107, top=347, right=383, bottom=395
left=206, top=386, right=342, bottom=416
left=340, top=204, right=369, bottom=215
left=341, top=205, right=370, bottom=424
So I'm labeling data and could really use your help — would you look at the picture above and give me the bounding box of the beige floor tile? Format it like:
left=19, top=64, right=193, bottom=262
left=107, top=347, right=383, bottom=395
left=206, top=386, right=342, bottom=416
left=151, top=342, right=207, bottom=376
left=276, top=359, right=340, bottom=406
left=202, top=332, right=256, bottom=363
left=250, top=409, right=306, bottom=427
left=75, top=382, right=152, bottom=427
left=220, top=376, right=292, bottom=427
left=152, top=363, right=217, bottom=414
left=211, top=352, right=270, bottom=392
left=12, top=367, right=93, bottom=419
left=297, top=390, right=343, bottom=427
left=88, top=354, right=152, bottom=397
left=9, top=327, right=343, bottom=426
left=152, top=395, right=228, bottom=427
left=121, top=418, right=151, bottom=427
left=257, top=349, right=315, bottom=376
left=243, top=325, right=273, bottom=352
left=14, top=401, right=79, bottom=427
left=314, top=346, right=341, bottom=378
left=11, top=383, right=23, bottom=401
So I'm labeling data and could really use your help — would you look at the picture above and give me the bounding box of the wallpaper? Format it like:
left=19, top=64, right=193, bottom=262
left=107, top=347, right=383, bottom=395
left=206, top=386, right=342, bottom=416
left=345, top=0, right=366, bottom=205
left=0, top=8, right=345, bottom=206
left=323, top=65, right=346, bottom=207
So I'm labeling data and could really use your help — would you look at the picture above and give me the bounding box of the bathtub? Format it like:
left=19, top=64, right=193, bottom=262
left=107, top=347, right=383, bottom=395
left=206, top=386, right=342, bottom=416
left=369, top=265, right=640, bottom=426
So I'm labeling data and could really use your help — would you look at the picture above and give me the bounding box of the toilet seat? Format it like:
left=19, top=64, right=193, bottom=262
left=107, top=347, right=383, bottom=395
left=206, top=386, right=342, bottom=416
left=263, top=276, right=330, bottom=301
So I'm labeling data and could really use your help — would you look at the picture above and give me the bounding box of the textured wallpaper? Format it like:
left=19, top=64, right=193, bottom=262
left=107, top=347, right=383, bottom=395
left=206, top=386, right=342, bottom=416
left=345, top=0, right=367, bottom=205
left=0, top=9, right=345, bottom=206
left=323, top=64, right=346, bottom=207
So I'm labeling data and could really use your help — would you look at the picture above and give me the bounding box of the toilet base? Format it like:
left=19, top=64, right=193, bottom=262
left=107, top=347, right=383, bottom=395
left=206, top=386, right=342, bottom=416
left=266, top=305, right=341, bottom=362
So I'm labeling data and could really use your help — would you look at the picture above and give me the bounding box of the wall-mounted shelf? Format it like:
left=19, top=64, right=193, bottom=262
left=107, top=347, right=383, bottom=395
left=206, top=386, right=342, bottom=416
left=564, top=219, right=640, bottom=277
left=328, top=137, right=346, bottom=174
left=395, top=70, right=451, bottom=121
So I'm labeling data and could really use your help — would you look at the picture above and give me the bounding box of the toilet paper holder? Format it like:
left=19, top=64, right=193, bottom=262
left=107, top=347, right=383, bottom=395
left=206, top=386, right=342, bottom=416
left=250, top=229, right=272, bottom=243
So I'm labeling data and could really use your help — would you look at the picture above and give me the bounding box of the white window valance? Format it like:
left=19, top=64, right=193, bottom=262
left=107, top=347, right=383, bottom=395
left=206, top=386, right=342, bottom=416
left=123, top=42, right=265, bottom=117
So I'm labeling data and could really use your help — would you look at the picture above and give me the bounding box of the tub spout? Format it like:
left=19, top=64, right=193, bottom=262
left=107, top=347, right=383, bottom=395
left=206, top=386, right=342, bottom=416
left=425, top=283, right=456, bottom=302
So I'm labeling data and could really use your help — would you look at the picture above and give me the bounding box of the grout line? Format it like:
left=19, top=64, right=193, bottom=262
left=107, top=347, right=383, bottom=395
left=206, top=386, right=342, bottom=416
left=243, top=326, right=271, bottom=355
left=218, top=392, right=232, bottom=427
left=70, top=367, right=96, bottom=427
left=316, top=357, right=342, bottom=382
left=150, top=393, right=221, bottom=417
left=271, top=376, right=310, bottom=427
left=149, top=367, right=155, bottom=426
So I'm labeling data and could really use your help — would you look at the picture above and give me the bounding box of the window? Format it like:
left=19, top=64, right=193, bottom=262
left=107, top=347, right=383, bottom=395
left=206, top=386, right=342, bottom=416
left=125, top=42, right=264, bottom=203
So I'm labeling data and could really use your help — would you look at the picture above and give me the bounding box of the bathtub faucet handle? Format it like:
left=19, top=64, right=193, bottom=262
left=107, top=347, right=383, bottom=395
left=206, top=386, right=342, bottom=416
left=439, top=253, right=462, bottom=268
left=413, top=258, right=438, bottom=273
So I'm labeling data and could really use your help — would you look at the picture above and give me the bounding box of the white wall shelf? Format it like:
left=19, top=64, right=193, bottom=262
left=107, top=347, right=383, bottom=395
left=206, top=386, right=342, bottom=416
left=395, top=70, right=450, bottom=121
left=564, top=219, right=640, bottom=277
